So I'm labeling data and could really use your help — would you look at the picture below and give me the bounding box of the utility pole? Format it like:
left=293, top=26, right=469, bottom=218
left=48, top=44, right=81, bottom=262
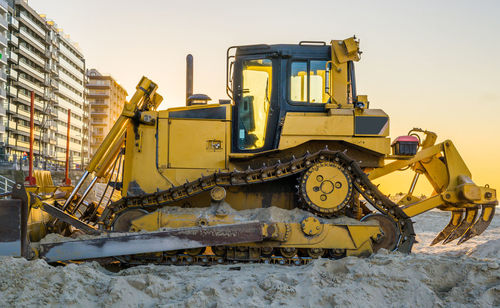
left=63, top=109, right=71, bottom=185
left=25, top=91, right=36, bottom=185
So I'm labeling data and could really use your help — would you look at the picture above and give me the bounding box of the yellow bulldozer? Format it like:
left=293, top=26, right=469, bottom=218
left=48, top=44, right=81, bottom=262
left=0, top=37, right=496, bottom=265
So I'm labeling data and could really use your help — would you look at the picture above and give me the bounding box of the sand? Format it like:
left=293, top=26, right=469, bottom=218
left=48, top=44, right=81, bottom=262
left=1, top=209, right=499, bottom=307
left=160, top=202, right=369, bottom=225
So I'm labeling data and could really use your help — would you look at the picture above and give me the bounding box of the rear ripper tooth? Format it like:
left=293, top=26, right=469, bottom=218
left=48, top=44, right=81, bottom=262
left=430, top=210, right=463, bottom=246
left=457, top=205, right=496, bottom=245
left=442, top=208, right=479, bottom=244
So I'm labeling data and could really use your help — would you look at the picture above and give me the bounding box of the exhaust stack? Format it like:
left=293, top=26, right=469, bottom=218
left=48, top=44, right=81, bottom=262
left=186, top=54, right=193, bottom=106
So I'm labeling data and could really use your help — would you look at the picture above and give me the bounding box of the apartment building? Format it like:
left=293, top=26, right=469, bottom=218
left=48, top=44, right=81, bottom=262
left=0, top=1, right=8, bottom=158
left=86, top=69, right=127, bottom=155
left=44, top=17, right=88, bottom=168
left=1, top=0, right=88, bottom=169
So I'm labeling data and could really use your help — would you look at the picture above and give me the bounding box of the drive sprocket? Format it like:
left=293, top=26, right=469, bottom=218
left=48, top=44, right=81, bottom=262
left=300, top=161, right=353, bottom=216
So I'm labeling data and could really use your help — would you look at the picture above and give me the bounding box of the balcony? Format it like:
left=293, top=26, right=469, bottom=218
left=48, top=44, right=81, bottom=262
left=7, top=69, right=18, bottom=80
left=60, top=71, right=84, bottom=92
left=19, top=28, right=45, bottom=51
left=8, top=15, right=19, bottom=30
left=17, top=92, right=45, bottom=112
left=0, top=16, right=8, bottom=30
left=17, top=92, right=30, bottom=103
left=35, top=99, right=45, bottom=111
left=18, top=76, right=44, bottom=94
left=0, top=71, right=6, bottom=81
left=59, top=60, right=84, bottom=82
left=7, top=51, right=18, bottom=64
left=0, top=0, right=7, bottom=13
left=17, top=107, right=30, bottom=119
left=59, top=45, right=84, bottom=70
left=87, top=92, right=110, bottom=99
left=16, top=140, right=30, bottom=150
left=19, top=12, right=46, bottom=38
left=7, top=86, right=17, bottom=97
left=89, top=99, right=109, bottom=105
left=18, top=44, right=45, bottom=66
left=86, top=81, right=110, bottom=88
left=8, top=33, right=19, bottom=46
left=0, top=35, right=7, bottom=47
left=91, top=110, right=108, bottom=117
left=0, top=88, right=6, bottom=98
left=59, top=84, right=84, bottom=103
left=19, top=61, right=45, bottom=81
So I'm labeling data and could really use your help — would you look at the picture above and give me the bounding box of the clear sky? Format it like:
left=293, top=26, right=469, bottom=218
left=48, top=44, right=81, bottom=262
left=29, top=0, right=500, bottom=195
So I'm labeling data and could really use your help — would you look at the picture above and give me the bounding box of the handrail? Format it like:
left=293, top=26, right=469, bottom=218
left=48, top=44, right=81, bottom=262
left=0, top=174, right=15, bottom=194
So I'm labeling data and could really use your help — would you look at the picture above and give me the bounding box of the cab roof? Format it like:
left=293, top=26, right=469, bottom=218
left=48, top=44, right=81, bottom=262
left=235, top=43, right=331, bottom=59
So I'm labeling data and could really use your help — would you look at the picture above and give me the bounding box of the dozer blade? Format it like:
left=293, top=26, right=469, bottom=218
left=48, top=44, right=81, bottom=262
left=442, top=207, right=478, bottom=244
left=430, top=210, right=463, bottom=246
left=457, top=205, right=496, bottom=245
left=38, top=221, right=263, bottom=262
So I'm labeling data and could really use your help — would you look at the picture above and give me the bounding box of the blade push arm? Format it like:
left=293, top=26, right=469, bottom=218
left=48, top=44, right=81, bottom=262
left=62, top=77, right=163, bottom=211
left=89, top=76, right=162, bottom=176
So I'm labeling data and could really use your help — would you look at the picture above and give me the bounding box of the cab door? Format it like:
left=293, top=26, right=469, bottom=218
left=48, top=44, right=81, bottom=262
left=231, top=57, right=279, bottom=153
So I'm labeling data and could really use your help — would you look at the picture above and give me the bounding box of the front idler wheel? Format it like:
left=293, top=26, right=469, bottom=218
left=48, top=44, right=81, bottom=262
left=111, top=208, right=148, bottom=232
left=361, top=213, right=400, bottom=252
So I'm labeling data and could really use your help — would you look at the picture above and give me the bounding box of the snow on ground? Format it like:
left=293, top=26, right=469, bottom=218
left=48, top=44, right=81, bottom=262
left=0, top=210, right=499, bottom=307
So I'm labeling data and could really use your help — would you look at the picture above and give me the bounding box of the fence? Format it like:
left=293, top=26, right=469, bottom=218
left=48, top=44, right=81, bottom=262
left=0, top=153, right=85, bottom=171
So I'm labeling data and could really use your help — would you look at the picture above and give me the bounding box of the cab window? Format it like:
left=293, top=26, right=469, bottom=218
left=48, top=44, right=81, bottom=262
left=237, top=58, right=272, bottom=150
left=290, top=60, right=329, bottom=103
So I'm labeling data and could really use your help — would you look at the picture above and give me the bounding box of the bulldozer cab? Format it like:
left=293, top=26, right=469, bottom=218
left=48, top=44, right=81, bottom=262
left=229, top=42, right=357, bottom=153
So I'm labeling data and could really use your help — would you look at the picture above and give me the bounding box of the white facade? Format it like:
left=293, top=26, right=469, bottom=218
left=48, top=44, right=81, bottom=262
left=0, top=0, right=8, bottom=157
left=1, top=0, right=88, bottom=168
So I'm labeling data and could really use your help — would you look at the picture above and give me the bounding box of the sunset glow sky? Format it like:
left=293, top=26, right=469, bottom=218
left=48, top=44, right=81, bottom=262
left=30, top=0, right=500, bottom=195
